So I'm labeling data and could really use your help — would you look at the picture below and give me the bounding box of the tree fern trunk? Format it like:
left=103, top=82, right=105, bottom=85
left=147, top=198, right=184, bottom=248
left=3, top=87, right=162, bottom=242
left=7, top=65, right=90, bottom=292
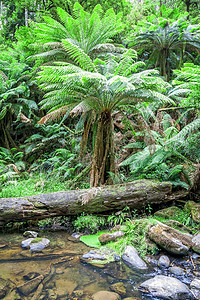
left=90, top=110, right=116, bottom=187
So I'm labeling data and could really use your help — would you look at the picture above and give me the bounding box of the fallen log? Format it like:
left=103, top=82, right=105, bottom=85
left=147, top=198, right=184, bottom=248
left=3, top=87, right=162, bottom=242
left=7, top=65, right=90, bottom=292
left=0, top=179, right=185, bottom=225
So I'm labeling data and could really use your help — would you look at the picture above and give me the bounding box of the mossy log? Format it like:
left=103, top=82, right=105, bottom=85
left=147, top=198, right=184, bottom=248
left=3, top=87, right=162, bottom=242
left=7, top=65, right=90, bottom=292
left=0, top=179, right=184, bottom=225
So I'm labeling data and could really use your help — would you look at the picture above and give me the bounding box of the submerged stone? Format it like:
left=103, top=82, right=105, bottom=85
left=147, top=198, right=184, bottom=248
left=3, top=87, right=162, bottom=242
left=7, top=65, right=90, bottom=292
left=91, top=291, right=121, bottom=300
left=110, top=282, right=126, bottom=296
left=17, top=275, right=44, bottom=296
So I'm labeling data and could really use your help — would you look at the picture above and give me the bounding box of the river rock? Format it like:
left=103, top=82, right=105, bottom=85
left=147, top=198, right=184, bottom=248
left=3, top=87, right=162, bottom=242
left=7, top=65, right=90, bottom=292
left=154, top=206, right=183, bottom=219
left=185, top=201, right=200, bottom=223
left=140, top=275, right=193, bottom=299
left=68, top=232, right=81, bottom=242
left=30, top=238, right=50, bottom=252
left=148, top=221, right=192, bottom=255
left=190, top=278, right=200, bottom=290
left=110, top=282, right=126, bottom=296
left=158, top=255, right=170, bottom=268
left=82, top=250, right=105, bottom=260
left=91, top=291, right=121, bottom=300
left=99, top=231, right=125, bottom=245
left=192, top=233, right=200, bottom=254
left=122, top=245, right=147, bottom=270
left=81, top=248, right=116, bottom=267
left=169, top=266, right=185, bottom=276
left=21, top=238, right=34, bottom=249
left=17, top=275, right=44, bottom=296
left=23, top=231, right=38, bottom=238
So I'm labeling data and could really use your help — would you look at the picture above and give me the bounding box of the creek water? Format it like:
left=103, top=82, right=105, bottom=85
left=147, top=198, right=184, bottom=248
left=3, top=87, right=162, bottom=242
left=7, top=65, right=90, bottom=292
left=0, top=231, right=199, bottom=299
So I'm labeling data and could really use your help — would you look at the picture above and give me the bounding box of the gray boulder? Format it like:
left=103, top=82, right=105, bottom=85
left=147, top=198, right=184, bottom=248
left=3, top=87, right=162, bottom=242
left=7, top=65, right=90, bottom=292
left=122, top=245, right=147, bottom=270
left=192, top=233, right=200, bottom=254
left=21, top=238, right=50, bottom=252
left=21, top=238, right=34, bottom=249
left=140, top=275, right=193, bottom=299
left=158, top=255, right=170, bottom=268
left=30, top=238, right=50, bottom=252
left=148, top=221, right=192, bottom=255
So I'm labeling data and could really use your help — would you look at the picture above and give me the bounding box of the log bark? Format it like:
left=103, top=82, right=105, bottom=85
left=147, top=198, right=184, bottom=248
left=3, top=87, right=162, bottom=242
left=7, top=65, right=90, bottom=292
left=0, top=179, right=180, bottom=225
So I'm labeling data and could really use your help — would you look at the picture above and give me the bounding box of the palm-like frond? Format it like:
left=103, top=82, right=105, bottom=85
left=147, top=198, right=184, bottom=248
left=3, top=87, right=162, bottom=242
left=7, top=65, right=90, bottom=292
left=32, top=3, right=125, bottom=65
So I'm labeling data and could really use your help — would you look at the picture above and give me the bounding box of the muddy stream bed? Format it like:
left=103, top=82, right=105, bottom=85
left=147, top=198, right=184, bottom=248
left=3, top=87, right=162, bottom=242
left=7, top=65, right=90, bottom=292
left=0, top=231, right=200, bottom=299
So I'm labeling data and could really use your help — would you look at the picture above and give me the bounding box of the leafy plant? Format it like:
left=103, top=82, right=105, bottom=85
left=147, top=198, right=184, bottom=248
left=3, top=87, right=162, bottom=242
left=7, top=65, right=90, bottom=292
left=73, top=213, right=106, bottom=233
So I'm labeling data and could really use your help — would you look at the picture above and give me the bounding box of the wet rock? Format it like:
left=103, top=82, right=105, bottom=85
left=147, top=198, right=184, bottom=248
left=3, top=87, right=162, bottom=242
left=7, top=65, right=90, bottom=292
left=23, top=231, right=38, bottom=238
left=21, top=238, right=50, bottom=252
left=21, top=238, right=34, bottom=249
left=192, top=233, right=200, bottom=254
left=140, top=275, right=193, bottom=299
left=17, top=275, right=44, bottom=296
left=185, top=201, right=200, bottom=223
left=110, top=282, right=126, bottom=296
left=0, top=278, right=10, bottom=299
left=82, top=250, right=105, bottom=260
left=81, top=248, right=116, bottom=267
left=148, top=221, right=192, bottom=255
left=99, top=231, right=125, bottom=245
left=91, top=290, right=121, bottom=300
left=154, top=206, right=183, bottom=219
left=190, top=278, right=200, bottom=290
left=158, top=255, right=170, bottom=268
left=122, top=245, right=147, bottom=270
left=68, top=232, right=81, bottom=242
left=29, top=238, right=50, bottom=252
left=169, top=266, right=185, bottom=276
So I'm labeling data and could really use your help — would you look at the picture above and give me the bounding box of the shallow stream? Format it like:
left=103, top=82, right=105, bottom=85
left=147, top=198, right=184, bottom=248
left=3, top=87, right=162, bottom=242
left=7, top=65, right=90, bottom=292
left=0, top=231, right=200, bottom=299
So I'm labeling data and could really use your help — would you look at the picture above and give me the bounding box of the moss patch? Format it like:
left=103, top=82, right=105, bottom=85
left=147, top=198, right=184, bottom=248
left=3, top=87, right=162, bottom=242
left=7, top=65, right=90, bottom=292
left=30, top=238, right=43, bottom=244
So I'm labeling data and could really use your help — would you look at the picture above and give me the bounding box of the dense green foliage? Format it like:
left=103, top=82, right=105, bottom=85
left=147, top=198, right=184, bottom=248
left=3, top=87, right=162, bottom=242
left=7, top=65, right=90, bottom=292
left=0, top=0, right=199, bottom=194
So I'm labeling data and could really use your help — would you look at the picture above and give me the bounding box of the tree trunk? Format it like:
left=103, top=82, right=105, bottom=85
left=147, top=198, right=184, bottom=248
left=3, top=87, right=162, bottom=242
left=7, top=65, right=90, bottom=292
left=0, top=180, right=184, bottom=226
